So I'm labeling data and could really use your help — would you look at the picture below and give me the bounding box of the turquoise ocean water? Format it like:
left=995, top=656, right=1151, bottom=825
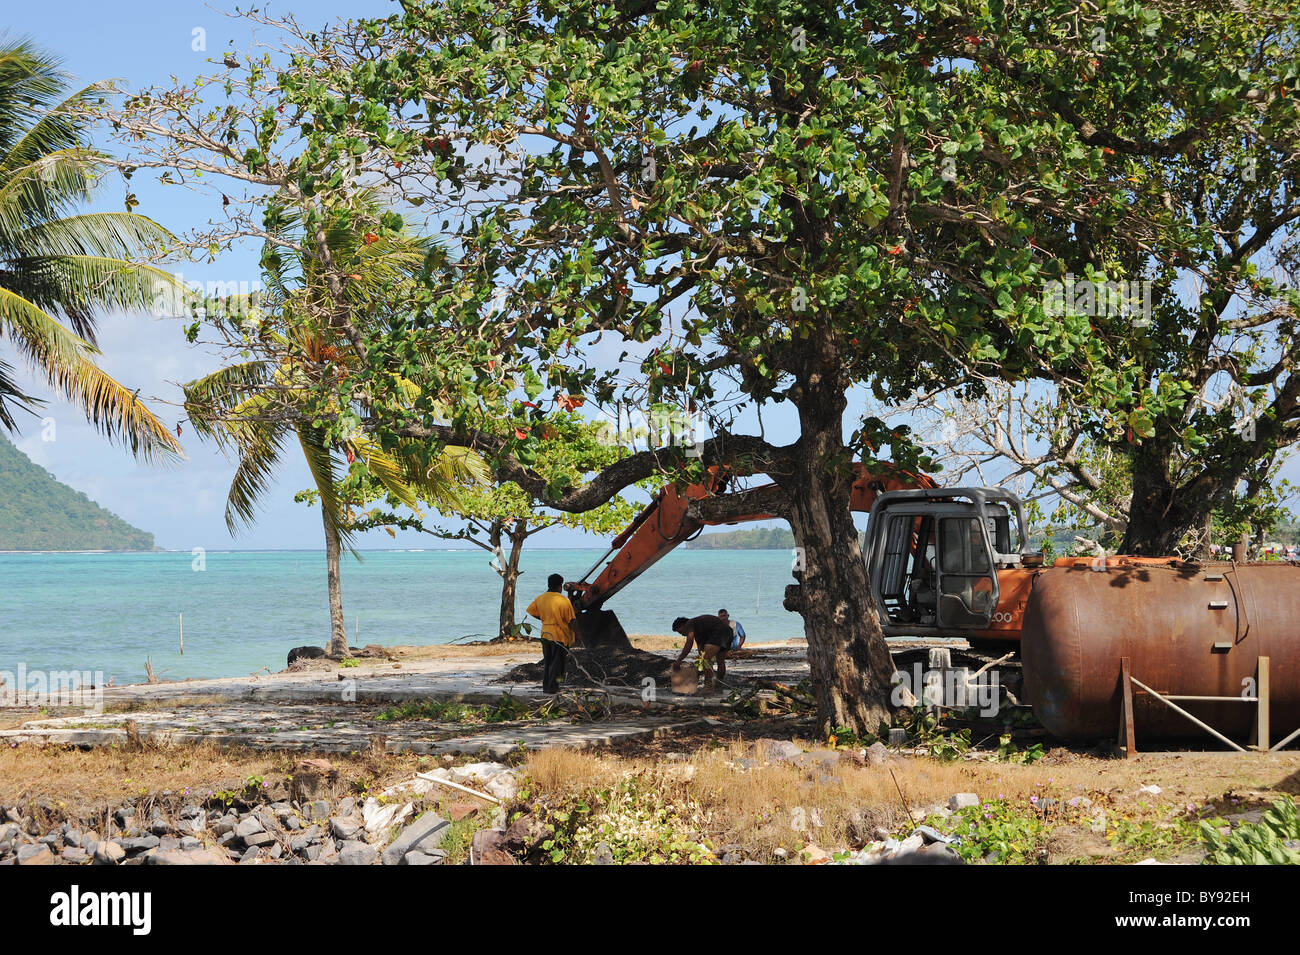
left=0, top=548, right=803, bottom=684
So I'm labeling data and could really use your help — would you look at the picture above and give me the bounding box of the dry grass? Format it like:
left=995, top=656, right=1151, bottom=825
left=0, top=741, right=453, bottom=815
left=4, top=717, right=1298, bottom=863
left=0, top=708, right=41, bottom=731
left=524, top=738, right=1300, bottom=857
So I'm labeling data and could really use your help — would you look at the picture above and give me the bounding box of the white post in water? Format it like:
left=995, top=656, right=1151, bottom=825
left=179, top=613, right=184, bottom=656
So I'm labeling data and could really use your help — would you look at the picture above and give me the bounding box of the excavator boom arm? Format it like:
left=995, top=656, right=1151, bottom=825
left=566, top=463, right=937, bottom=613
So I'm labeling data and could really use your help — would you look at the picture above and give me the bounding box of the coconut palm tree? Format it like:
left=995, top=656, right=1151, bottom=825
left=184, top=194, right=485, bottom=656
left=0, top=40, right=181, bottom=458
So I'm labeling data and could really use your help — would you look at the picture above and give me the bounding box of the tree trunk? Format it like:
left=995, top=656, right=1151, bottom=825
left=787, top=342, right=897, bottom=735
left=322, top=510, right=349, bottom=658
left=497, top=518, right=527, bottom=639
left=1121, top=442, right=1214, bottom=556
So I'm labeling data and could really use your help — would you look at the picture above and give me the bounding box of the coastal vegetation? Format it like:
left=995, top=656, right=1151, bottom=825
left=182, top=194, right=486, bottom=656
left=346, top=412, right=648, bottom=640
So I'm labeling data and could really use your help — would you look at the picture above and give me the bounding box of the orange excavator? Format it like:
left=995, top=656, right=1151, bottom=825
left=565, top=463, right=1044, bottom=650
left=565, top=464, right=1300, bottom=749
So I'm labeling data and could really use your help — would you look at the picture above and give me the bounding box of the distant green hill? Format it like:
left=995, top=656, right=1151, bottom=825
left=0, top=436, right=154, bottom=551
left=686, top=527, right=797, bottom=549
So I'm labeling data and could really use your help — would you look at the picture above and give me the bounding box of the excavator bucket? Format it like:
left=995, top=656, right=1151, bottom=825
left=574, top=608, right=634, bottom=650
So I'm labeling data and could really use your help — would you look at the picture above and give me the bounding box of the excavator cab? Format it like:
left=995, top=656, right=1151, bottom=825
left=865, top=488, right=1031, bottom=637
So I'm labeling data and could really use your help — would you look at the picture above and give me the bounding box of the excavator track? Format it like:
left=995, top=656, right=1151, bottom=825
left=888, top=642, right=1024, bottom=711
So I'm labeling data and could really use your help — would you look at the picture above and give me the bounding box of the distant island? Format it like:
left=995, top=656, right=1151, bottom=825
left=686, top=527, right=800, bottom=549
left=0, top=436, right=155, bottom=551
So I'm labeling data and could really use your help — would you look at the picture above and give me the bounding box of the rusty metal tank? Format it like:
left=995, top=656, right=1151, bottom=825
left=1021, top=560, right=1300, bottom=742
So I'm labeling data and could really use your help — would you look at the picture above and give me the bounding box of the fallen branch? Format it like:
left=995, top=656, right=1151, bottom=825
left=968, top=652, right=1015, bottom=681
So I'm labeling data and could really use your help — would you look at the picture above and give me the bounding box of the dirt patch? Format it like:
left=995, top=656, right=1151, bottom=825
left=497, top=644, right=673, bottom=689
left=1044, top=825, right=1115, bottom=863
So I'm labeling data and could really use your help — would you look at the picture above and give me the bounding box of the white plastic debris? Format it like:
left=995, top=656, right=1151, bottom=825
left=381, top=776, right=435, bottom=798
left=484, top=771, right=520, bottom=801
left=451, top=761, right=510, bottom=783
left=362, top=797, right=413, bottom=835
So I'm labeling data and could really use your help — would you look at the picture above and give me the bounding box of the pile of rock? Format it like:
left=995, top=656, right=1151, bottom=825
left=0, top=760, right=523, bottom=866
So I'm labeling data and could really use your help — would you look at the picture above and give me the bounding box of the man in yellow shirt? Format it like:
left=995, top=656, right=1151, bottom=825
left=526, top=573, right=577, bottom=693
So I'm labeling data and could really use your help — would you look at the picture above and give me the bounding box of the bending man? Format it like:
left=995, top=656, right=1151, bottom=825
left=670, top=613, right=734, bottom=690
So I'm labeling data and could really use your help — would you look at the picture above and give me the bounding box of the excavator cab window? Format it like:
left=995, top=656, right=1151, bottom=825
left=936, top=517, right=997, bottom=627
left=866, top=487, right=1020, bottom=636
left=877, top=514, right=938, bottom=626
left=986, top=506, right=1021, bottom=562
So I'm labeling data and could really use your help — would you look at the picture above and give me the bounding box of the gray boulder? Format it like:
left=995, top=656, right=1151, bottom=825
left=235, top=816, right=265, bottom=840
left=403, top=849, right=447, bottom=865
left=330, top=816, right=362, bottom=841
left=16, top=844, right=55, bottom=865
left=382, top=813, right=449, bottom=866
left=119, top=835, right=160, bottom=854
left=94, top=841, right=126, bottom=865
left=338, top=841, right=378, bottom=865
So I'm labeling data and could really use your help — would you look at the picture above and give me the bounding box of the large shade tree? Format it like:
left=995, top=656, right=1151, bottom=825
left=0, top=40, right=181, bottom=458
left=103, top=3, right=1296, bottom=731
left=897, top=0, right=1300, bottom=561
left=277, top=0, right=1299, bottom=732
left=251, top=0, right=1297, bottom=731
left=902, top=2, right=1300, bottom=558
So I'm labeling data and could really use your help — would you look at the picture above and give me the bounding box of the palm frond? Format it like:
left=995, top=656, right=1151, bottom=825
left=9, top=212, right=174, bottom=260
left=348, top=433, right=418, bottom=510
left=183, top=360, right=274, bottom=435
left=406, top=444, right=490, bottom=505
left=0, top=147, right=105, bottom=241
left=0, top=79, right=113, bottom=178
left=0, top=282, right=93, bottom=372
left=221, top=419, right=289, bottom=535
left=0, top=41, right=69, bottom=156
left=0, top=352, right=38, bottom=430
left=0, top=285, right=181, bottom=461
left=4, top=254, right=184, bottom=341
